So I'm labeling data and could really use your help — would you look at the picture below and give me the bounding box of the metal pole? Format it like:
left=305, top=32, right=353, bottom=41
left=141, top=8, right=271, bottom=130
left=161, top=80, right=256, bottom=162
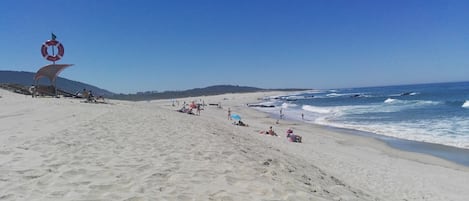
left=52, top=45, right=55, bottom=65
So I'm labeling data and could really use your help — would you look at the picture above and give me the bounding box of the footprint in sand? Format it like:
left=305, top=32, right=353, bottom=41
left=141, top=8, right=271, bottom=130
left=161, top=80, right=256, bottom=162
left=60, top=168, right=88, bottom=179
left=89, top=184, right=115, bottom=191
left=123, top=196, right=145, bottom=201
left=0, top=149, right=11, bottom=155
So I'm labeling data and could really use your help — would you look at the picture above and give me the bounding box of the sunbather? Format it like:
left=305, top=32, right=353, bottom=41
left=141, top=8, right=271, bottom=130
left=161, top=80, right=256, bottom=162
left=260, top=126, right=277, bottom=136
left=177, top=106, right=192, bottom=114
left=286, top=129, right=302, bottom=143
left=234, top=120, right=248, bottom=127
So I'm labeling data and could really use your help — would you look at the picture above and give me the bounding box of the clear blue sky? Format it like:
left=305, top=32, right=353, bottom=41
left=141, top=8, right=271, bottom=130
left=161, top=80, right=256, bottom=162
left=1, top=0, right=468, bottom=93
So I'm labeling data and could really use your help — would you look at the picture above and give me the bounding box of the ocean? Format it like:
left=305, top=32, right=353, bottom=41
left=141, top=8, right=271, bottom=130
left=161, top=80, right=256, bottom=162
left=254, top=82, right=469, bottom=151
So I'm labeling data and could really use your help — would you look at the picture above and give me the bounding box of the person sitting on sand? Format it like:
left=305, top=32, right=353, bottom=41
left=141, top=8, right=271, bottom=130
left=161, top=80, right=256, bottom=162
left=267, top=126, right=277, bottom=136
left=286, top=129, right=302, bottom=143
left=87, top=90, right=95, bottom=102
left=177, top=106, right=194, bottom=115
left=82, top=88, right=89, bottom=99
left=260, top=126, right=277, bottom=136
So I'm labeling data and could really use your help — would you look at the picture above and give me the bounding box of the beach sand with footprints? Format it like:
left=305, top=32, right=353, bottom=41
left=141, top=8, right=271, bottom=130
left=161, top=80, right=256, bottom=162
left=1, top=88, right=468, bottom=201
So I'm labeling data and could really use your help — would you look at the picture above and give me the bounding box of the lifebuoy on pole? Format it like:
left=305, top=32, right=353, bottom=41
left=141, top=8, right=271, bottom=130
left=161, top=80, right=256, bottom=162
left=41, top=40, right=64, bottom=62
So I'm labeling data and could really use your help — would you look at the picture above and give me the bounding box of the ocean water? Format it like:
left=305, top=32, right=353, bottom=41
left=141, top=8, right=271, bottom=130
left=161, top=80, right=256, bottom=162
left=255, top=82, right=469, bottom=150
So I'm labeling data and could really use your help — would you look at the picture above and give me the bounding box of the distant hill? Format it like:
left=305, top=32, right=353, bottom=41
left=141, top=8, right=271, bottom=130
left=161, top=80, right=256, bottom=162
left=112, top=85, right=265, bottom=101
left=0, top=70, right=115, bottom=96
left=1, top=70, right=308, bottom=101
left=111, top=85, right=307, bottom=101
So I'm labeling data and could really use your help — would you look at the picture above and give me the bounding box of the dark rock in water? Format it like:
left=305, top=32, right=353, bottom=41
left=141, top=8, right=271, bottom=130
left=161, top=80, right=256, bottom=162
left=248, top=104, right=275, bottom=108
left=350, top=94, right=361, bottom=98
left=400, top=92, right=413, bottom=96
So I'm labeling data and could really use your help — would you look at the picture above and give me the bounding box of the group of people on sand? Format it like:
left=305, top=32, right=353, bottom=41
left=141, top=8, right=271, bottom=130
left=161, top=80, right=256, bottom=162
left=259, top=126, right=302, bottom=143
left=80, top=89, right=94, bottom=101
left=228, top=107, right=302, bottom=143
left=78, top=88, right=105, bottom=103
left=177, top=101, right=203, bottom=115
left=228, top=108, right=249, bottom=127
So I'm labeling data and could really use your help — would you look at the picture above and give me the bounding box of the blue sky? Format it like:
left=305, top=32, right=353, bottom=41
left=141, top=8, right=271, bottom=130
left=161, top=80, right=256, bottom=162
left=1, top=0, right=468, bottom=93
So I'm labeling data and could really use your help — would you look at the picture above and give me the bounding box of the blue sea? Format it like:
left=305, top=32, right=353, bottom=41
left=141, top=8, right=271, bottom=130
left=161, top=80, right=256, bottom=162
left=255, top=82, right=469, bottom=150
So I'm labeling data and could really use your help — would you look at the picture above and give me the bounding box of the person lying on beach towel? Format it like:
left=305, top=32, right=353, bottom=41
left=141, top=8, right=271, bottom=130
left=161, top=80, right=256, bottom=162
left=286, top=129, right=302, bottom=143
left=259, top=126, right=278, bottom=136
left=234, top=120, right=248, bottom=127
left=177, top=107, right=195, bottom=115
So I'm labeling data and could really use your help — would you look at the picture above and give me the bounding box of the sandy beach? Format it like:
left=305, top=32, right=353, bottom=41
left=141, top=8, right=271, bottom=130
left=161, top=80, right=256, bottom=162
left=1, top=88, right=468, bottom=201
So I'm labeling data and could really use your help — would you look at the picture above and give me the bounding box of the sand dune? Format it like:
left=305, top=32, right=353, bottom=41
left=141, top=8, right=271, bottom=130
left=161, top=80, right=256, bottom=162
left=0, top=89, right=468, bottom=201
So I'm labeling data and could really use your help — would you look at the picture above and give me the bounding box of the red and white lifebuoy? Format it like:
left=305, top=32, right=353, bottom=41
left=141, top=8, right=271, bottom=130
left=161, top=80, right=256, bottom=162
left=41, top=40, right=64, bottom=62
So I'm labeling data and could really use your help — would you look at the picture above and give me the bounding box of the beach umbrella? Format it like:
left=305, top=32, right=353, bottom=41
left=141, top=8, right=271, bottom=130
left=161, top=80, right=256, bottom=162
left=231, top=114, right=241, bottom=121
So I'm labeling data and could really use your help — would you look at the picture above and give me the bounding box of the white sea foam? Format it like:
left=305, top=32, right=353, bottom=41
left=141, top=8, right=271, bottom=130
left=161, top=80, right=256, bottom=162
left=326, top=93, right=356, bottom=97
left=462, top=100, right=469, bottom=108
left=286, top=100, right=465, bottom=148
left=281, top=102, right=297, bottom=108
left=313, top=116, right=469, bottom=149
left=384, top=98, right=440, bottom=107
left=326, top=93, right=342, bottom=97
left=258, top=101, right=276, bottom=106
left=384, top=98, right=397, bottom=103
left=283, top=95, right=312, bottom=101
left=304, top=99, right=438, bottom=117
left=302, top=105, right=335, bottom=114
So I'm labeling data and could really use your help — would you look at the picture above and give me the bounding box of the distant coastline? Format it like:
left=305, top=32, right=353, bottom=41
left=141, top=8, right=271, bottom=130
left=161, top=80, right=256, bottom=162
left=0, top=70, right=308, bottom=101
left=110, top=85, right=308, bottom=101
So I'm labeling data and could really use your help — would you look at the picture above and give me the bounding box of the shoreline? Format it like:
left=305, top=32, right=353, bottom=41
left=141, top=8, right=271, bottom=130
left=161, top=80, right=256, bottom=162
left=253, top=92, right=469, bottom=167
left=248, top=105, right=468, bottom=170
left=324, top=125, right=469, bottom=167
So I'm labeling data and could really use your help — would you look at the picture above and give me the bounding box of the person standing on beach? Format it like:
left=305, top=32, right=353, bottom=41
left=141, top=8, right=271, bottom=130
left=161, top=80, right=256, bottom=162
left=228, top=108, right=231, bottom=120
left=280, top=108, right=283, bottom=119
left=29, top=85, right=36, bottom=98
left=301, top=113, right=304, bottom=120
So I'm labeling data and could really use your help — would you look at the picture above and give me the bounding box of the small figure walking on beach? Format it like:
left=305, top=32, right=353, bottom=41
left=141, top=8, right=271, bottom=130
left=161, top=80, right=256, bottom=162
left=280, top=108, right=283, bottom=119
left=228, top=108, right=232, bottom=120
left=301, top=113, right=304, bottom=120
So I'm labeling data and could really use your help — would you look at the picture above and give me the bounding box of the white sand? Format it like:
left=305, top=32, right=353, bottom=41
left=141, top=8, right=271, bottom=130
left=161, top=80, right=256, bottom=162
left=1, top=89, right=468, bottom=201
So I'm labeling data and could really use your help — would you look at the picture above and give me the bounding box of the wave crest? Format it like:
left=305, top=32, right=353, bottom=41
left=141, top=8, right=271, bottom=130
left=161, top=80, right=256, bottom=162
left=302, top=105, right=334, bottom=114
left=384, top=98, right=397, bottom=103
left=463, top=100, right=469, bottom=108
left=282, top=102, right=297, bottom=108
